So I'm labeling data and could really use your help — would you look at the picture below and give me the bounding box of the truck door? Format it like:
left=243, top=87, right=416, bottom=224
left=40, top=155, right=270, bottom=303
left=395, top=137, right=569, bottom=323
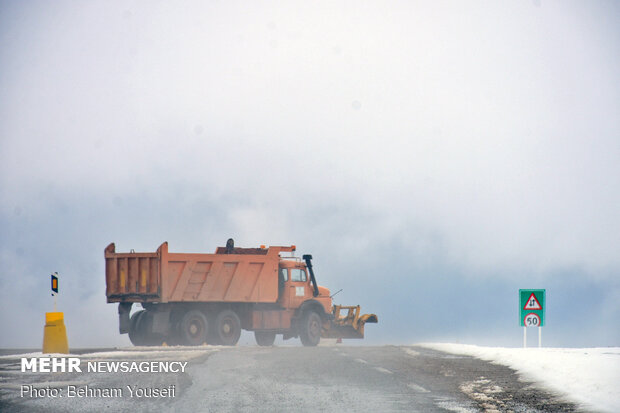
left=287, top=268, right=309, bottom=309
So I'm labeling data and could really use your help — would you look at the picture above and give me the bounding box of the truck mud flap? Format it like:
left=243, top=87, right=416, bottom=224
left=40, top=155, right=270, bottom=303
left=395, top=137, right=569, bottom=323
left=118, top=303, right=132, bottom=334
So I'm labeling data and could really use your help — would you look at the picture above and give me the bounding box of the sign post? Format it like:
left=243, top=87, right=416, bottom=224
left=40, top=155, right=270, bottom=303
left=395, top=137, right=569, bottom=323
left=519, top=289, right=545, bottom=348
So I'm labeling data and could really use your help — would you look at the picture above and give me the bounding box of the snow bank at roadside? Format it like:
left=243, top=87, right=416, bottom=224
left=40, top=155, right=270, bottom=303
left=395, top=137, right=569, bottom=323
left=419, top=343, right=620, bottom=413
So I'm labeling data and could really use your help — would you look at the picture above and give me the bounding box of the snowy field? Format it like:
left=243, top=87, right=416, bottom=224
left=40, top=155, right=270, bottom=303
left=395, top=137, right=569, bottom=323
left=420, top=343, right=620, bottom=413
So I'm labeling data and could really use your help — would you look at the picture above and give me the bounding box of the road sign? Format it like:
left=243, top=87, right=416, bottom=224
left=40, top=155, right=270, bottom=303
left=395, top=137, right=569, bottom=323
left=519, top=289, right=545, bottom=327
left=51, top=273, right=59, bottom=294
left=523, top=313, right=541, bottom=327
left=523, top=293, right=542, bottom=310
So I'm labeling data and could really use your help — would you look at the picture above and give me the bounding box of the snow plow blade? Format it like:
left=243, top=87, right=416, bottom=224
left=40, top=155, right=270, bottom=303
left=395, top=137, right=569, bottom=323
left=323, top=305, right=378, bottom=339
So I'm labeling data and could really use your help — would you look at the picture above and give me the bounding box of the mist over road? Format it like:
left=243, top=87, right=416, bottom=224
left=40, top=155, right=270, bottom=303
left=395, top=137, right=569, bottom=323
left=0, top=345, right=579, bottom=412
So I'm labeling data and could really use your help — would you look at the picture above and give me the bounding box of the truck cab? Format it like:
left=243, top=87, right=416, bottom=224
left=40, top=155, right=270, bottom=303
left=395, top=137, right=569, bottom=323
left=277, top=260, right=332, bottom=315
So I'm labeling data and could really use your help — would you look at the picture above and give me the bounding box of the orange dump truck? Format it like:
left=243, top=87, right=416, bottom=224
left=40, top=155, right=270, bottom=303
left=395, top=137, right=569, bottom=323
left=105, top=240, right=377, bottom=346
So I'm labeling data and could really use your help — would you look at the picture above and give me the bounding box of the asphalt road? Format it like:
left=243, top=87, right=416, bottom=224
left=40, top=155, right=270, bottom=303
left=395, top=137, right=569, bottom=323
left=0, top=345, right=583, bottom=412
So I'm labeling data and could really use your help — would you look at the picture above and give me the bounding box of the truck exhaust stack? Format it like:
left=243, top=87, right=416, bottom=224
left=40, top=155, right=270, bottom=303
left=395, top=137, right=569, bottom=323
left=302, top=254, right=319, bottom=297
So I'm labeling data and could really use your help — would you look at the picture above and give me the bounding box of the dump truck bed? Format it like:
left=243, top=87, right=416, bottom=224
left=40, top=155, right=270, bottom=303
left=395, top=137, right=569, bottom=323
left=105, top=242, right=281, bottom=304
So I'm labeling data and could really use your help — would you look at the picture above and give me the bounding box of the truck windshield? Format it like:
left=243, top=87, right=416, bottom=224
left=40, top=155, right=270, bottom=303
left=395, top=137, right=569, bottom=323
left=279, top=268, right=288, bottom=281
left=291, top=269, right=307, bottom=282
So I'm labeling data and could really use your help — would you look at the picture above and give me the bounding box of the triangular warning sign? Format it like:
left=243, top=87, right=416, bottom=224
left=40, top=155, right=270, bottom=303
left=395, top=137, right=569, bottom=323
left=523, top=293, right=542, bottom=310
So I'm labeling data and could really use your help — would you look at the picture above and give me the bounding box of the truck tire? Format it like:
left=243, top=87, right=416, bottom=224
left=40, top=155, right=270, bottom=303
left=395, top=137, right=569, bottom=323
left=214, top=310, right=241, bottom=346
left=180, top=310, right=209, bottom=346
left=254, top=331, right=276, bottom=346
left=128, top=310, right=165, bottom=346
left=128, top=310, right=147, bottom=346
left=299, top=311, right=321, bottom=347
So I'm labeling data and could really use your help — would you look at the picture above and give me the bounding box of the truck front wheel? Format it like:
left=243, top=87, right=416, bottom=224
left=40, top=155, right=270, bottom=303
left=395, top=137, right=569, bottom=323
left=214, top=310, right=241, bottom=346
left=299, top=311, right=321, bottom=347
left=254, top=331, right=276, bottom=346
left=180, top=310, right=208, bottom=346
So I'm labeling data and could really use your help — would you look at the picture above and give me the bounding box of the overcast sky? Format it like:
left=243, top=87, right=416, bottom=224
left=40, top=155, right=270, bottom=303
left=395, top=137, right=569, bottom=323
left=1, top=1, right=618, bottom=348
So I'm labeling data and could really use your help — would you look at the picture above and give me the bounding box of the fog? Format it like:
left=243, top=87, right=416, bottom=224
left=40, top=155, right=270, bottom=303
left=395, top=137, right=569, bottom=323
left=1, top=1, right=618, bottom=348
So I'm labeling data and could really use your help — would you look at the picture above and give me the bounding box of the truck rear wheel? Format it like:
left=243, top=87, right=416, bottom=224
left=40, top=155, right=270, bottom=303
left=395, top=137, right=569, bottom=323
left=128, top=310, right=164, bottom=346
left=180, top=310, right=209, bottom=346
left=254, top=331, right=276, bottom=346
left=299, top=311, right=321, bottom=347
left=214, top=310, right=241, bottom=346
left=128, top=310, right=147, bottom=346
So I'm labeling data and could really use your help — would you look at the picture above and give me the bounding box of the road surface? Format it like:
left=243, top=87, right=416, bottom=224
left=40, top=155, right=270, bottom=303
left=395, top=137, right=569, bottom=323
left=0, top=345, right=582, bottom=412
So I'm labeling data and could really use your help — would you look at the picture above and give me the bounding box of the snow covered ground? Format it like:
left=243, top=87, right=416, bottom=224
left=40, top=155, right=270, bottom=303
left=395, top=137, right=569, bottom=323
left=420, top=343, right=620, bottom=413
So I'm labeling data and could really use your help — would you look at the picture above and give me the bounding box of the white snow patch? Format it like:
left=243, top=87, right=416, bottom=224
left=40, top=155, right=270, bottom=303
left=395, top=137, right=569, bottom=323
left=460, top=378, right=505, bottom=412
left=407, top=382, right=430, bottom=393
left=420, top=343, right=620, bottom=413
left=401, top=347, right=421, bottom=357
left=433, top=397, right=478, bottom=413
left=374, top=366, right=393, bottom=374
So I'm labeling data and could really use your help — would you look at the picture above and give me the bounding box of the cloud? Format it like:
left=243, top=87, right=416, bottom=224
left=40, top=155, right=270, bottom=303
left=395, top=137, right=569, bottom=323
left=1, top=1, right=619, bottom=346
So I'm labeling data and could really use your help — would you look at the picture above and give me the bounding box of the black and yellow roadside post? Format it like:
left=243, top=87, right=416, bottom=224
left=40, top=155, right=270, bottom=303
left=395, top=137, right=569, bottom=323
left=42, top=272, right=69, bottom=354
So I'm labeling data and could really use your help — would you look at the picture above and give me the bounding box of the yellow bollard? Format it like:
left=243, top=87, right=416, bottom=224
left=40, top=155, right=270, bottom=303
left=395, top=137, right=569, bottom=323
left=42, top=312, right=69, bottom=354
